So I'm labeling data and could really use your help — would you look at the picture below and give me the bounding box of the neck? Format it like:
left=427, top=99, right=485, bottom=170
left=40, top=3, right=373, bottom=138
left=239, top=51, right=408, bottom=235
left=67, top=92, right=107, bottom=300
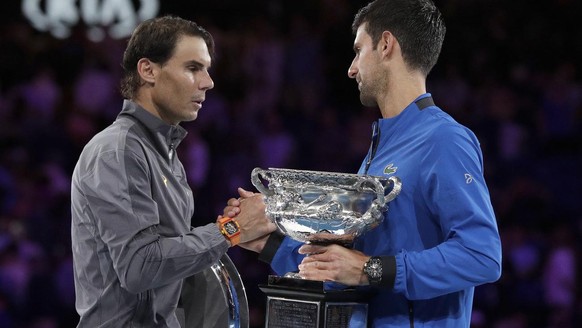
left=378, top=70, right=427, bottom=118
left=133, top=91, right=162, bottom=122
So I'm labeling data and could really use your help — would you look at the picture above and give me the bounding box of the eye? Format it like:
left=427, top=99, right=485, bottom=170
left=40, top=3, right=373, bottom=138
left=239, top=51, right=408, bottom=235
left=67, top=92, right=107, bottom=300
left=186, top=62, right=204, bottom=72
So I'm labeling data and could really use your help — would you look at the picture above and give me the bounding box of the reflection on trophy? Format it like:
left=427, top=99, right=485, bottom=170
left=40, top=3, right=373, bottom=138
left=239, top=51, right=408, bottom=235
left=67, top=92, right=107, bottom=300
left=178, top=254, right=249, bottom=328
left=251, top=167, right=402, bottom=328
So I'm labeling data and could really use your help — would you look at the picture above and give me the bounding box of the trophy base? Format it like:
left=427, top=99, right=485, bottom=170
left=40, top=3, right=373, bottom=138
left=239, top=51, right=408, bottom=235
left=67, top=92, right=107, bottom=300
left=259, top=275, right=369, bottom=328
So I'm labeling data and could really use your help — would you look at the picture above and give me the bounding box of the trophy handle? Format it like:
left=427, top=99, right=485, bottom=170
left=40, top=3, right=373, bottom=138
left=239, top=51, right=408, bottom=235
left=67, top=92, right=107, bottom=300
left=356, top=177, right=388, bottom=206
left=251, top=167, right=275, bottom=196
left=357, top=175, right=402, bottom=206
left=385, top=176, right=402, bottom=202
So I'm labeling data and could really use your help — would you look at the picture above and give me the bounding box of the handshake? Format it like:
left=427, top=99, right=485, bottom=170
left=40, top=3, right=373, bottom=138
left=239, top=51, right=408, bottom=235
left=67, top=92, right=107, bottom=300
left=216, top=187, right=276, bottom=253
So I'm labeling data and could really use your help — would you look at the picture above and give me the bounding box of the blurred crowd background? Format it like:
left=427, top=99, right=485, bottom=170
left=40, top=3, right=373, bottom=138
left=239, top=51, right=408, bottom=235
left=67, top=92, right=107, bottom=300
left=1, top=0, right=581, bottom=327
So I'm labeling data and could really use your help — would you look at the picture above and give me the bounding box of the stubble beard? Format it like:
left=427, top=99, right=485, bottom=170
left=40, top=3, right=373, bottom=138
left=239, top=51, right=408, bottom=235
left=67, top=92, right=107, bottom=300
left=359, top=83, right=378, bottom=108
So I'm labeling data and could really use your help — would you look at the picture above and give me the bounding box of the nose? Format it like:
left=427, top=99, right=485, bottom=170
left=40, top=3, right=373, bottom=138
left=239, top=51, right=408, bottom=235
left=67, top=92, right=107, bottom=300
left=347, top=58, right=357, bottom=79
left=200, top=70, right=214, bottom=90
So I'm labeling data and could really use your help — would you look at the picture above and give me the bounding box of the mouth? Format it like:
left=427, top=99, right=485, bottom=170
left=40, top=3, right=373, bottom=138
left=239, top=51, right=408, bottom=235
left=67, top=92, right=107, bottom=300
left=192, top=98, right=205, bottom=107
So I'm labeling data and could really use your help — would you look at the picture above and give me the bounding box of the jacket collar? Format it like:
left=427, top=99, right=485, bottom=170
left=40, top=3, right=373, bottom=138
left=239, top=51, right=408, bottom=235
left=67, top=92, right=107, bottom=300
left=118, top=100, right=188, bottom=155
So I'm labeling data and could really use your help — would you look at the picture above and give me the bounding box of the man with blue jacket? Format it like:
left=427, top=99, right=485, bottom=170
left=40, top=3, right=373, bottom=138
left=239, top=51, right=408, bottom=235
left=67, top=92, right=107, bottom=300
left=226, top=0, right=502, bottom=326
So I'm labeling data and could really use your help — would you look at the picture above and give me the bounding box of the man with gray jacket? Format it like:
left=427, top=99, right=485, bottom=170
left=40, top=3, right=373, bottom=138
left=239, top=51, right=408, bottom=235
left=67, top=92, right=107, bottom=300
left=70, top=16, right=275, bottom=327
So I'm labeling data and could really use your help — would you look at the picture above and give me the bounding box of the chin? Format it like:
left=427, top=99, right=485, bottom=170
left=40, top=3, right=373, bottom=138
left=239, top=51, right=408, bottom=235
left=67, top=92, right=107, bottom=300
left=181, top=110, right=199, bottom=122
left=181, top=116, right=197, bottom=123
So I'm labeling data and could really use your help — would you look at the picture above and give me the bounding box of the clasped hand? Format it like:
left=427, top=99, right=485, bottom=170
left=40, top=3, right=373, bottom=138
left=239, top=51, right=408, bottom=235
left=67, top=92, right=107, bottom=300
left=220, top=188, right=276, bottom=250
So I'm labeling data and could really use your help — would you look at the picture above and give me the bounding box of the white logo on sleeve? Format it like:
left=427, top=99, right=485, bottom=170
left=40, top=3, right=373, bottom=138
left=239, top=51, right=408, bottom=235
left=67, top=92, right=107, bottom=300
left=464, top=173, right=474, bottom=184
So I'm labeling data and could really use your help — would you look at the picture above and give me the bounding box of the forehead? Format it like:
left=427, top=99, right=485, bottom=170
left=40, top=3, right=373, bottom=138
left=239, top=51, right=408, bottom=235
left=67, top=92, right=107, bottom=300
left=171, top=35, right=212, bottom=66
left=354, top=24, right=373, bottom=47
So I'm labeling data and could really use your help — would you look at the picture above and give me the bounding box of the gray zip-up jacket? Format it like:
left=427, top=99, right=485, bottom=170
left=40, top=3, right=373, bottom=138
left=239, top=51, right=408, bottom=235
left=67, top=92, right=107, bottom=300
left=71, top=100, right=229, bottom=327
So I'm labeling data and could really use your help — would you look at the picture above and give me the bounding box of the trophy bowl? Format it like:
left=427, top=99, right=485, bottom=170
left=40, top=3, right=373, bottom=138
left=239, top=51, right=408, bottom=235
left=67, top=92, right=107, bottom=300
left=251, top=167, right=401, bottom=245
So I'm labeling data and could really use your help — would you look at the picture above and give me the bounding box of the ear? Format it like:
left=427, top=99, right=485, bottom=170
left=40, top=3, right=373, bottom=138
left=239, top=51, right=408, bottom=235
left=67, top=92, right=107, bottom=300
left=136, top=58, right=157, bottom=84
left=379, top=31, right=395, bottom=58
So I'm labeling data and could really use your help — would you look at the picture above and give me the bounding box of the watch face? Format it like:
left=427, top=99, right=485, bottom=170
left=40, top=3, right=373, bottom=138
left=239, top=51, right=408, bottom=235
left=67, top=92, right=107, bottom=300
left=365, top=258, right=383, bottom=279
left=224, top=221, right=239, bottom=235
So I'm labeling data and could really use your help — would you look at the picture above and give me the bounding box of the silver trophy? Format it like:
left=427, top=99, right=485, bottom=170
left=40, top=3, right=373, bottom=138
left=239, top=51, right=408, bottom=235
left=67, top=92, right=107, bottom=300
left=178, top=254, right=249, bottom=328
left=251, top=167, right=401, bottom=245
left=252, top=167, right=402, bottom=328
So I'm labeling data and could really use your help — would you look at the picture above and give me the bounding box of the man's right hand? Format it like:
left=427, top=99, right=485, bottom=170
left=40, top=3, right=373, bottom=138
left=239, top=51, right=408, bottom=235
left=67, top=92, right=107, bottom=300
left=220, top=188, right=276, bottom=245
left=222, top=187, right=254, bottom=218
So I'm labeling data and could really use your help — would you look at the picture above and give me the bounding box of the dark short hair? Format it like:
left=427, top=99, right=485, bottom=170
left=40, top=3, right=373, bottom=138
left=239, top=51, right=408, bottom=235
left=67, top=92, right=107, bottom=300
left=120, top=16, right=215, bottom=99
left=352, top=0, right=445, bottom=76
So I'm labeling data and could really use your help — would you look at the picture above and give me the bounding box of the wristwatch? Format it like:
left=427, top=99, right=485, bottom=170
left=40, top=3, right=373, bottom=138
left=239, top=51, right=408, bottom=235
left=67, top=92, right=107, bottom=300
left=218, top=217, right=241, bottom=246
left=363, top=256, right=383, bottom=285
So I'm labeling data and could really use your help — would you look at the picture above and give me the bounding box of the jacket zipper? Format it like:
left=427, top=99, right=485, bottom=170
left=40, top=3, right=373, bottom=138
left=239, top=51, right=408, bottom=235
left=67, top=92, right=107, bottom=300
left=364, top=120, right=381, bottom=174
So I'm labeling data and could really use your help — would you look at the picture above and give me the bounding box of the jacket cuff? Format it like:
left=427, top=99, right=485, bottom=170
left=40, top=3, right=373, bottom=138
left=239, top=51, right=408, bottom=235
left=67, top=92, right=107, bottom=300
left=380, top=256, right=396, bottom=289
left=258, top=231, right=285, bottom=264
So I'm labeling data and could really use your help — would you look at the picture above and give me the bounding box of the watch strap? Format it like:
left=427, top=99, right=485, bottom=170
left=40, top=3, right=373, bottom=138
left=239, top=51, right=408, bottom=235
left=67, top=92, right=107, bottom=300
left=364, top=256, right=396, bottom=289
left=218, top=217, right=241, bottom=246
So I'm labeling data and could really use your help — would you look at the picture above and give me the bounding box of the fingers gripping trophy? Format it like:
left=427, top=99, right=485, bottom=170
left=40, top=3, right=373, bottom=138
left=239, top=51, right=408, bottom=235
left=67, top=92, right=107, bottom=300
left=251, top=167, right=402, bottom=328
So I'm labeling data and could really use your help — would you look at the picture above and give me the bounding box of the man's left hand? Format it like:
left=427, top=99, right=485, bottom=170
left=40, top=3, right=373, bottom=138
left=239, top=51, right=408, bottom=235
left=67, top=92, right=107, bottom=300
left=298, top=244, right=370, bottom=286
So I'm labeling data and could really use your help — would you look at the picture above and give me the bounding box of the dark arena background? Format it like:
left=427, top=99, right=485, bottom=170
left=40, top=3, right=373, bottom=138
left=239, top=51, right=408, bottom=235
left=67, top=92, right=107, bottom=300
left=0, top=0, right=581, bottom=327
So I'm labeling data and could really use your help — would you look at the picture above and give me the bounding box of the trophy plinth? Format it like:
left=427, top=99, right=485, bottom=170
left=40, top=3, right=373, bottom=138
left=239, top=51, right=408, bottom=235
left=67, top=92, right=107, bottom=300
left=251, top=167, right=402, bottom=328
left=260, top=276, right=370, bottom=328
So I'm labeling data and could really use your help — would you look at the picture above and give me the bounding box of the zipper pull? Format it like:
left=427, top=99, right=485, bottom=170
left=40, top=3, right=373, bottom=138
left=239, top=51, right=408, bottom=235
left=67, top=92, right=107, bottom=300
left=169, top=143, right=175, bottom=162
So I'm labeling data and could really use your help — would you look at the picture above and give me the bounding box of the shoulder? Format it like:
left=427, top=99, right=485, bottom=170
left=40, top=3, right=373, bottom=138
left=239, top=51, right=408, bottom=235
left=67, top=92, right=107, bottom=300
left=85, top=118, right=147, bottom=155
left=76, top=120, right=149, bottom=176
left=413, top=109, right=483, bottom=170
left=423, top=108, right=479, bottom=147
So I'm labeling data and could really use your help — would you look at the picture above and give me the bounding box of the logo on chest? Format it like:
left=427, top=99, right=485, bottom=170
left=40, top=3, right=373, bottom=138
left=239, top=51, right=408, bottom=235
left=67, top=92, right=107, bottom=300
left=383, top=163, right=398, bottom=175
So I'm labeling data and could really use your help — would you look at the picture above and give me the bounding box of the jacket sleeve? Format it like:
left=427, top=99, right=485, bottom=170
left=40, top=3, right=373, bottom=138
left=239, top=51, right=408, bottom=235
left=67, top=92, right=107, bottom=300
left=259, top=231, right=305, bottom=275
left=80, top=148, right=228, bottom=294
left=393, top=124, right=502, bottom=300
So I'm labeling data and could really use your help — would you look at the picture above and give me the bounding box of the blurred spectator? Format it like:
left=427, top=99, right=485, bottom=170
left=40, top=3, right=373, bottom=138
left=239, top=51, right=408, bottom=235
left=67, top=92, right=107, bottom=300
left=241, top=16, right=285, bottom=116
left=540, top=62, right=582, bottom=151
left=256, top=110, right=296, bottom=169
left=543, top=223, right=578, bottom=328
left=18, top=67, right=61, bottom=121
left=73, top=62, right=118, bottom=120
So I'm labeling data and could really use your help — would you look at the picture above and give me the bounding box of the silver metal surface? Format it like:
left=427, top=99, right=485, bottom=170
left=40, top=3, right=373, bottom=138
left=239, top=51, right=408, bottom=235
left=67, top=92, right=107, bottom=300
left=251, top=167, right=401, bottom=244
left=210, top=255, right=249, bottom=328
left=178, top=254, right=249, bottom=328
